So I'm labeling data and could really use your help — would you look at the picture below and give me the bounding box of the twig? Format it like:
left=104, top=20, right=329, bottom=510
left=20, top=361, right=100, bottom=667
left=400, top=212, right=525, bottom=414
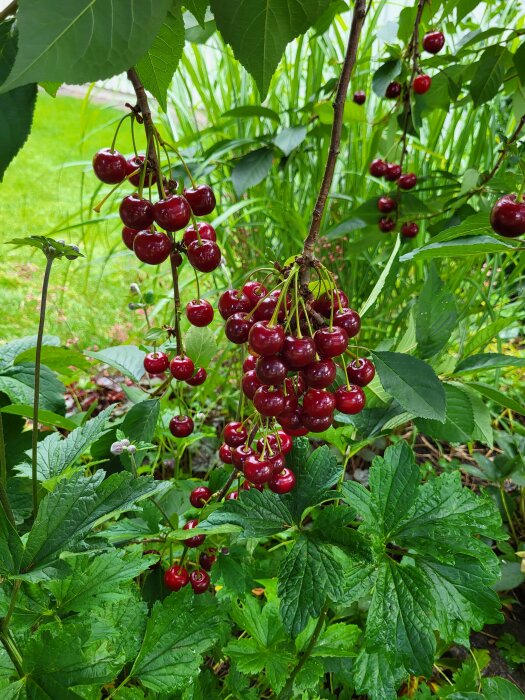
left=0, top=0, right=17, bottom=22
left=479, top=113, right=525, bottom=188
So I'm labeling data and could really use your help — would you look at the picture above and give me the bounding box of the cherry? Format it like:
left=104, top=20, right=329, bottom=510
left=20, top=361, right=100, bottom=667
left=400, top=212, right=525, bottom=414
left=189, top=568, right=211, bottom=594
left=183, top=519, right=205, bottom=547
left=346, top=358, right=375, bottom=386
left=253, top=290, right=289, bottom=323
left=369, top=159, right=387, bottom=177
left=312, top=290, right=349, bottom=317
left=223, top=421, right=248, bottom=447
left=171, top=250, right=183, bottom=267
left=187, top=240, right=222, bottom=272
left=144, top=351, right=169, bottom=374
left=304, top=359, right=336, bottom=389
left=384, top=163, right=402, bottom=181
left=385, top=81, right=402, bottom=99
left=242, top=370, right=262, bottom=399
left=243, top=354, right=257, bottom=372
left=398, top=173, right=417, bottom=190
left=190, top=486, right=212, bottom=508
left=353, top=90, right=366, bottom=105
left=413, top=74, right=431, bottom=94
left=281, top=335, right=316, bottom=370
left=278, top=409, right=306, bottom=432
left=119, top=194, right=154, bottom=229
left=248, top=321, right=285, bottom=356
left=333, top=308, right=361, bottom=338
left=93, top=147, right=127, bottom=184
left=186, top=299, right=214, bottom=327
left=199, top=548, right=217, bottom=571
left=314, top=326, right=348, bottom=358
left=242, top=281, right=268, bottom=308
left=122, top=226, right=140, bottom=251
left=169, top=415, right=194, bottom=437
left=226, top=491, right=238, bottom=500
left=269, top=452, right=286, bottom=473
left=269, top=468, right=296, bottom=494
left=240, top=480, right=262, bottom=492
left=133, top=230, right=172, bottom=265
left=170, top=355, right=195, bottom=380
left=302, top=413, right=333, bottom=432
left=423, top=30, right=445, bottom=54
left=379, top=217, right=396, bottom=232
left=253, top=386, right=285, bottom=417
left=184, top=184, right=216, bottom=216
left=377, top=196, right=397, bottom=213
left=164, top=565, right=189, bottom=591
left=256, top=356, right=287, bottom=385
left=256, top=431, right=292, bottom=455
left=232, top=445, right=255, bottom=469
left=401, top=221, right=419, bottom=238
left=186, top=367, right=207, bottom=386
left=218, top=289, right=251, bottom=319
left=183, top=222, right=217, bottom=246
left=219, top=443, right=233, bottom=464
left=334, top=385, right=366, bottom=414
left=303, top=388, right=336, bottom=418
left=490, top=194, right=525, bottom=238
left=154, top=195, right=191, bottom=232
left=225, top=312, right=254, bottom=344
left=126, top=154, right=157, bottom=187
left=243, top=454, right=273, bottom=485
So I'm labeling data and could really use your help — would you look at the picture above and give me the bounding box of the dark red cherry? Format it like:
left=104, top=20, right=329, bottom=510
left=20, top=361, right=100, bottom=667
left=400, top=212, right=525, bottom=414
left=278, top=409, right=306, bottom=433
left=126, top=154, right=157, bottom=187
left=353, top=90, right=366, bottom=105
left=154, top=195, right=191, bottom=232
left=184, top=184, right=216, bottom=216
left=218, top=289, right=251, bottom=319
left=256, top=356, right=287, bottom=385
left=347, top=358, right=376, bottom=386
left=187, top=240, right=222, bottom=272
left=253, top=290, right=289, bottom=322
left=119, top=194, right=155, bottom=229
left=199, top=548, right=217, bottom=571
left=401, top=221, right=419, bottom=238
left=490, top=194, right=525, bottom=238
left=93, top=148, right=127, bottom=184
left=164, top=565, right=189, bottom=591
left=242, top=281, right=268, bottom=308
left=282, top=335, right=316, bottom=370
left=226, top=490, right=238, bottom=500
left=122, top=226, right=140, bottom=250
left=314, top=326, right=348, bottom=358
left=232, top=445, right=255, bottom=470
left=219, top=443, right=233, bottom=464
left=281, top=389, right=299, bottom=416
left=269, top=467, right=296, bottom=494
left=186, top=299, right=214, bottom=326
left=269, top=452, right=286, bottom=474
left=423, top=30, right=445, bottom=54
left=379, top=217, right=396, bottom=232
left=190, top=486, right=212, bottom=508
left=169, top=415, right=194, bottom=437
left=225, top=312, right=254, bottom=344
left=144, top=351, right=169, bottom=374
left=242, top=370, right=262, bottom=399
left=333, top=308, right=361, bottom=338
left=223, top=421, right=248, bottom=447
left=248, top=321, right=285, bottom=356
left=183, top=519, right=205, bottom=547
left=385, top=81, right=402, bottom=99
left=369, top=159, right=387, bottom=177
left=398, top=173, right=417, bottom=190
left=413, top=74, right=431, bottom=94
left=303, top=388, right=336, bottom=418
left=334, top=385, right=366, bottom=414
left=170, top=355, right=195, bottom=381
left=302, top=413, right=333, bottom=433
left=377, top=196, right=397, bottom=213
left=171, top=250, right=183, bottom=267
left=186, top=367, right=207, bottom=386
left=256, top=431, right=292, bottom=455
left=253, top=386, right=285, bottom=417
left=183, top=222, right=217, bottom=247
left=243, top=354, right=257, bottom=372
left=312, top=290, right=349, bottom=317
left=243, top=454, right=273, bottom=485
left=133, top=230, right=172, bottom=265
left=190, top=568, right=211, bottom=594
left=304, top=359, right=336, bottom=389
left=384, top=163, right=402, bottom=181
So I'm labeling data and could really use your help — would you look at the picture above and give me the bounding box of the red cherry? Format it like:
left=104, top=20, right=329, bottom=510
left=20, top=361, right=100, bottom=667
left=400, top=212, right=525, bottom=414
left=169, top=415, right=194, bottom=437
left=398, top=173, right=417, bottom=190
left=242, top=281, right=268, bottom=308
left=282, top=335, right=316, bottom=370
left=119, top=194, right=155, bottom=229
left=346, top=358, right=375, bottom=386
left=92, top=148, right=127, bottom=184
left=423, top=30, right=445, bottom=54
left=190, top=486, right=212, bottom=508
left=122, top=226, right=140, bottom=251
left=369, top=159, right=387, bottom=177
left=225, top=312, right=254, bottom=344
left=171, top=250, right=183, bottom=267
left=219, top=443, right=233, bottom=464
left=164, top=565, right=189, bottom=591
left=333, top=309, right=361, bottom=338
left=186, top=299, right=214, bottom=327
left=186, top=367, right=207, bottom=386
left=314, top=326, right=348, bottom=358
left=353, top=90, right=366, bottom=105
left=377, top=196, right=397, bottom=213
left=303, top=388, right=336, bottom=418
left=256, top=433, right=291, bottom=456
left=248, top=321, right=285, bottom=356
left=335, top=385, right=366, bottom=414
left=144, top=352, right=169, bottom=374
left=242, top=370, right=262, bottom=399
left=183, top=222, right=217, bottom=247
left=490, top=194, right=525, bottom=238
left=304, top=359, right=337, bottom=389
left=223, top=421, right=248, bottom=447
left=199, top=548, right=217, bottom=571
left=190, top=568, right=211, bottom=594
left=133, top=230, right=172, bottom=265
left=243, top=454, right=273, bottom=485
left=256, top=356, right=287, bottom=385
left=385, top=81, right=402, bottom=99
left=269, top=467, right=296, bottom=494
left=187, top=240, right=222, bottom=272
left=184, top=184, right=216, bottom=216
left=253, top=386, right=285, bottom=417
left=384, top=163, right=402, bottom=181
left=413, top=74, right=431, bottom=94
left=243, top=354, right=257, bottom=372
left=232, top=445, right=255, bottom=469
left=183, top=519, right=205, bottom=547
left=126, top=154, right=157, bottom=187
left=379, top=217, right=396, bottom=233
left=253, top=290, right=289, bottom=322
left=281, top=387, right=299, bottom=416
left=281, top=423, right=308, bottom=437
left=218, top=289, right=251, bottom=319
left=226, top=491, right=239, bottom=500
left=154, top=195, right=191, bottom=232
left=401, top=222, right=419, bottom=238
left=302, top=413, right=333, bottom=433
left=170, top=355, right=195, bottom=381
left=312, top=290, right=349, bottom=317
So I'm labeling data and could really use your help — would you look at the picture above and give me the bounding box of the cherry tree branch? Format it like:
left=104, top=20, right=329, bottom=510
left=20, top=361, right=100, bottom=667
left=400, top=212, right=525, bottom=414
left=126, top=67, right=161, bottom=190
left=0, top=1, right=17, bottom=23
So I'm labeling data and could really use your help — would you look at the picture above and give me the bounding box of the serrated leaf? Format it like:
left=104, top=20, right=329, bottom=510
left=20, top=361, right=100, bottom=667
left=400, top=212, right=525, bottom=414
left=15, top=345, right=92, bottom=378
left=184, top=0, right=209, bottom=26
left=285, top=445, right=341, bottom=522
left=415, top=266, right=458, bottom=358
left=415, top=383, right=475, bottom=444
left=353, top=648, right=405, bottom=700
left=0, top=362, right=65, bottom=414
left=231, top=148, right=274, bottom=196
left=85, top=345, right=146, bottom=382
left=0, top=335, right=60, bottom=370
left=310, top=622, right=360, bottom=657
left=121, top=399, right=160, bottom=445
left=454, top=353, right=525, bottom=374
left=90, top=594, right=149, bottom=663
left=399, top=235, right=514, bottom=262
left=469, top=46, right=510, bottom=106
left=184, top=325, right=217, bottom=368
left=0, top=504, right=24, bottom=576
left=482, top=677, right=525, bottom=699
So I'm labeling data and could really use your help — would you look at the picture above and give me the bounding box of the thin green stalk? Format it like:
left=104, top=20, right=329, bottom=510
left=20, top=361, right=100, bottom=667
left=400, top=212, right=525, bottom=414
left=0, top=630, right=23, bottom=677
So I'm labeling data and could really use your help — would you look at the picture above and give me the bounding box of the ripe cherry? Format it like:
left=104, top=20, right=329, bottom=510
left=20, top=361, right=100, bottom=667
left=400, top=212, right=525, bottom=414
left=190, top=486, right=212, bottom=508
left=379, top=217, right=396, bottom=232
left=385, top=81, right=402, bottom=99
left=223, top=421, right=247, bottom=447
left=187, top=240, right=222, bottom=272
left=253, top=386, right=285, bottom=417
left=334, top=385, right=366, bottom=414
left=256, top=431, right=292, bottom=455
left=369, top=159, right=387, bottom=177
left=183, top=222, right=217, bottom=247
left=219, top=443, right=233, bottom=464
left=218, top=289, right=251, bottom=319
left=269, top=468, right=296, bottom=494
left=314, top=326, right=348, bottom=358
left=225, top=312, right=254, bottom=344
left=303, top=388, right=336, bottom=418
left=170, top=355, right=195, bottom=381
left=122, top=226, right=139, bottom=250
left=333, top=308, right=361, bottom=338
left=242, top=281, right=268, bottom=308
left=171, top=250, right=183, bottom=267
left=353, top=90, right=366, bottom=105
left=126, top=154, right=157, bottom=187
left=232, top=445, right=255, bottom=470
left=119, top=194, right=155, bottom=229
left=226, top=491, right=238, bottom=500
left=347, top=358, right=375, bottom=386
left=243, top=354, right=257, bottom=372
left=199, top=548, right=217, bottom=571
left=190, top=569, right=211, bottom=594
left=242, top=370, right=262, bottom=399
left=183, top=519, right=205, bottom=547
left=281, top=388, right=299, bottom=417
left=248, top=321, right=285, bottom=356
left=282, top=335, right=316, bottom=370
left=278, top=409, right=307, bottom=435
left=186, top=367, right=207, bottom=386
left=184, top=184, right=216, bottom=216
left=413, top=74, right=431, bottom=94
left=169, top=415, right=194, bottom=437
left=423, top=30, right=445, bottom=54
left=302, top=413, right=333, bottom=433
left=133, top=230, right=172, bottom=265
left=401, top=221, right=419, bottom=238
left=490, top=194, right=525, bottom=238
left=243, top=454, right=273, bottom=485
left=256, top=356, right=287, bottom=385
left=384, top=163, right=402, bottom=181
left=164, top=565, right=189, bottom=591
left=186, top=299, right=214, bottom=326
left=304, top=359, right=336, bottom=389
left=377, top=196, right=397, bottom=213
left=398, top=173, right=417, bottom=190
left=144, top=351, right=169, bottom=375
left=269, top=451, right=286, bottom=474
left=93, top=148, right=127, bottom=184
left=154, top=195, right=191, bottom=232
left=253, top=290, right=289, bottom=323
left=312, top=290, right=349, bottom=317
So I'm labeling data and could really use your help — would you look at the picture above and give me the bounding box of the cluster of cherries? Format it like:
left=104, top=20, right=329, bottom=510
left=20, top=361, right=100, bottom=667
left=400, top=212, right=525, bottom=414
left=164, top=516, right=218, bottom=593
left=384, top=30, right=444, bottom=101
left=369, top=159, right=419, bottom=238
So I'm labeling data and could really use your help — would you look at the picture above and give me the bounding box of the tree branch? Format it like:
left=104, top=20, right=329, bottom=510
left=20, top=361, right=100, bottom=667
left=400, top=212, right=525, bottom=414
left=0, top=1, right=17, bottom=23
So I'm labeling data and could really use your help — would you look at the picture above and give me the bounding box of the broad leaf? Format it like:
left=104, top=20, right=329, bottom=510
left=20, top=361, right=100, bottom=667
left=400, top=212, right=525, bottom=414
left=371, top=59, right=402, bottom=97
left=353, top=649, right=405, bottom=700
left=184, top=0, right=209, bottom=26
left=223, top=105, right=281, bottom=123
left=415, top=266, right=457, bottom=358
left=415, top=383, right=475, bottom=444
left=0, top=335, right=59, bottom=371
left=469, top=46, right=511, bottom=106
left=310, top=622, right=361, bottom=658
left=231, top=148, right=274, bottom=196
left=0, top=362, right=65, bottom=414
left=272, top=126, right=308, bottom=156
left=184, top=325, right=218, bottom=368
left=85, top=345, right=146, bottom=382
left=0, top=504, right=24, bottom=576
left=466, top=381, right=525, bottom=416
left=454, top=353, right=525, bottom=374
left=400, top=235, right=514, bottom=262
left=285, top=445, right=341, bottom=522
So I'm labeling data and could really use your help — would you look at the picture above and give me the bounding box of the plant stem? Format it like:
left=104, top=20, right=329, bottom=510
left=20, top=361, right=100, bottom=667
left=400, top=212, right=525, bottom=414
left=0, top=414, right=15, bottom=527
left=0, top=630, right=23, bottom=677
left=170, top=254, right=183, bottom=355
left=215, top=468, right=239, bottom=501
left=32, top=256, right=54, bottom=518
left=2, top=580, right=21, bottom=633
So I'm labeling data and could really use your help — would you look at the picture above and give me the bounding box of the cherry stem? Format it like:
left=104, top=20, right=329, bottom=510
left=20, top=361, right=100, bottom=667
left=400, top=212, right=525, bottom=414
left=192, top=266, right=201, bottom=299
left=92, top=167, right=140, bottom=213
left=157, top=134, right=197, bottom=188
left=110, top=111, right=132, bottom=153
left=169, top=253, right=183, bottom=355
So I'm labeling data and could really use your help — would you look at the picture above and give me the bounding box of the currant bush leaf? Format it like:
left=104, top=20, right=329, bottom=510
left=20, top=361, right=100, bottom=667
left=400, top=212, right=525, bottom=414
left=310, top=622, right=361, bottom=658
left=0, top=506, right=24, bottom=576
left=353, top=648, right=406, bottom=700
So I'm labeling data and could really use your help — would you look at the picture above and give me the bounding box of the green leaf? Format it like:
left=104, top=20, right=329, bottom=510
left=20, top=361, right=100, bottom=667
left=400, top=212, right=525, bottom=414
left=211, top=0, right=333, bottom=97
left=286, top=445, right=341, bottom=522
left=85, top=345, right=146, bottom=382
left=514, top=41, right=525, bottom=85
left=272, top=125, right=307, bottom=156
left=184, top=325, right=218, bottom=368
left=14, top=345, right=92, bottom=377
left=372, top=351, right=446, bottom=421
left=184, top=0, right=209, bottom=26
left=121, top=399, right=160, bottom=445
left=130, top=588, right=226, bottom=692
left=353, top=648, right=405, bottom=700
left=463, top=317, right=519, bottom=356
left=469, top=46, right=510, bottom=107
left=231, top=148, right=274, bottom=196
left=415, top=266, right=458, bottom=358
left=0, top=362, right=65, bottom=414
left=0, top=404, right=77, bottom=431
left=454, top=353, right=525, bottom=374
left=278, top=535, right=342, bottom=636
left=6, top=235, right=83, bottom=259
left=372, top=59, right=402, bottom=97
left=400, top=235, right=515, bottom=262
left=415, top=383, right=475, bottom=443
left=465, top=381, right=525, bottom=416
left=0, top=335, right=59, bottom=369
left=136, top=6, right=185, bottom=111
left=359, top=234, right=401, bottom=318
left=481, top=677, right=525, bottom=699
left=0, top=503, right=24, bottom=576
left=222, top=105, right=281, bottom=123
left=310, top=622, right=360, bottom=658
left=0, top=0, right=172, bottom=92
